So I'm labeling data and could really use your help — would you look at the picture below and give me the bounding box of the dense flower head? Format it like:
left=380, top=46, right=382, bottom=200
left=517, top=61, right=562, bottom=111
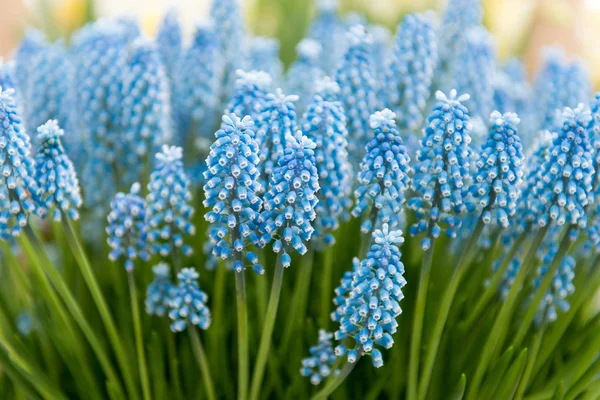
left=203, top=114, right=264, bottom=274
left=225, top=70, right=272, bottom=126
left=258, top=131, right=320, bottom=265
left=370, top=25, right=391, bottom=86
left=0, top=87, right=43, bottom=240
left=471, top=111, right=524, bottom=227
left=300, top=330, right=339, bottom=385
left=493, top=59, right=532, bottom=117
left=385, top=12, right=438, bottom=130
left=0, top=59, right=16, bottom=91
left=438, top=0, right=482, bottom=69
left=285, top=39, right=324, bottom=115
left=335, top=25, right=380, bottom=163
left=249, top=36, right=283, bottom=86
left=256, top=89, right=299, bottom=187
left=533, top=105, right=595, bottom=228
left=156, top=8, right=182, bottom=78
left=408, top=90, right=473, bottom=249
left=587, top=92, right=600, bottom=183
left=106, top=183, right=149, bottom=271
left=302, top=80, right=352, bottom=246
left=333, top=225, right=406, bottom=368
left=13, top=29, right=48, bottom=117
left=174, top=21, right=223, bottom=149
left=145, top=262, right=175, bottom=316
left=352, top=109, right=411, bottom=233
left=34, top=120, right=82, bottom=221
left=308, top=0, right=346, bottom=75
left=121, top=38, right=172, bottom=187
left=146, top=146, right=196, bottom=257
left=168, top=267, right=211, bottom=332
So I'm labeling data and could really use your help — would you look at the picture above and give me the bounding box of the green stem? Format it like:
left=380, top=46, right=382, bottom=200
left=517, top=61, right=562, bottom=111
left=61, top=217, right=138, bottom=399
left=565, top=358, right=600, bottom=400
left=235, top=267, right=249, bottom=400
left=189, top=327, right=217, bottom=400
left=408, top=238, right=435, bottom=400
left=311, top=355, right=362, bottom=400
left=467, top=225, right=549, bottom=399
left=319, top=246, right=333, bottom=329
left=249, top=252, right=285, bottom=400
left=358, top=207, right=380, bottom=259
left=515, top=323, right=547, bottom=400
left=166, top=331, right=184, bottom=400
left=418, top=217, right=485, bottom=400
left=128, top=272, right=152, bottom=400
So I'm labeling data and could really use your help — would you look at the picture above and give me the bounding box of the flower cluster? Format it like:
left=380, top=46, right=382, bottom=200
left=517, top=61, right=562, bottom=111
left=106, top=183, right=149, bottom=271
left=0, top=58, right=16, bottom=91
left=225, top=70, right=272, bottom=125
left=146, top=262, right=175, bottom=316
left=146, top=146, right=196, bottom=257
left=13, top=30, right=47, bottom=118
left=471, top=111, right=524, bottom=227
left=588, top=92, right=600, bottom=182
left=408, top=90, right=473, bottom=249
left=300, top=330, right=339, bottom=385
left=308, top=0, right=346, bottom=75
left=258, top=131, right=319, bottom=266
left=333, top=225, right=407, bottom=368
left=249, top=37, right=283, bottom=86
left=34, top=120, right=82, bottom=221
left=352, top=109, right=411, bottom=233
left=168, top=267, right=211, bottom=332
left=156, top=8, right=182, bottom=79
left=203, top=114, right=263, bottom=274
left=285, top=39, right=324, bottom=115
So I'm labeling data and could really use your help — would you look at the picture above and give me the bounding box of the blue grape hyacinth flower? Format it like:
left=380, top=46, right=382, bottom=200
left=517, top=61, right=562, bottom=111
left=385, top=12, right=438, bottom=131
left=225, top=70, right=272, bottom=126
left=300, top=330, right=339, bottom=385
left=285, top=39, right=324, bottom=115
left=587, top=92, right=600, bottom=186
left=168, top=267, right=211, bottom=332
left=249, top=36, right=283, bottom=86
left=13, top=29, right=48, bottom=117
left=352, top=109, right=411, bottom=234
left=308, top=0, right=346, bottom=75
left=533, top=104, right=594, bottom=228
left=146, top=146, right=196, bottom=257
left=146, top=262, right=175, bottom=317
left=0, top=87, right=43, bottom=240
left=471, top=111, right=524, bottom=227
left=333, top=224, right=407, bottom=368
left=408, top=90, right=473, bottom=250
left=34, top=120, right=82, bottom=221
left=106, top=183, right=150, bottom=272
left=0, top=59, right=16, bottom=92
left=258, top=131, right=320, bottom=266
left=203, top=114, right=264, bottom=274
left=156, top=8, right=182, bottom=79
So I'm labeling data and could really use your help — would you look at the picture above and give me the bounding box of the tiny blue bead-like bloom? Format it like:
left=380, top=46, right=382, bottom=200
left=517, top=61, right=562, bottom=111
left=491, top=255, right=521, bottom=301
left=120, top=37, right=172, bottom=186
left=352, top=109, right=411, bottom=234
left=300, top=330, right=339, bottom=385
left=285, top=39, right=324, bottom=115
left=385, top=12, right=438, bottom=131
left=587, top=92, right=600, bottom=184
left=332, top=224, right=407, bottom=368
left=0, top=58, right=16, bottom=93
left=249, top=36, right=283, bottom=87
left=146, top=146, right=196, bottom=257
left=13, top=29, right=47, bottom=113
left=106, top=183, right=150, bottom=272
left=258, top=131, right=320, bottom=265
left=471, top=111, right=524, bottom=227
left=16, top=311, right=33, bottom=337
left=174, top=21, right=223, bottom=149
left=225, top=70, right=272, bottom=126
left=156, top=8, right=182, bottom=79
left=146, top=262, right=175, bottom=316
left=533, top=104, right=595, bottom=228
left=302, top=78, right=352, bottom=247
left=256, top=89, right=299, bottom=188
left=168, top=267, right=211, bottom=332
left=34, top=120, right=82, bottom=221
left=331, top=257, right=360, bottom=322
left=408, top=90, right=473, bottom=250
left=308, top=0, right=346, bottom=75
left=0, top=87, right=43, bottom=240
left=203, top=114, right=264, bottom=274
left=335, top=25, right=380, bottom=163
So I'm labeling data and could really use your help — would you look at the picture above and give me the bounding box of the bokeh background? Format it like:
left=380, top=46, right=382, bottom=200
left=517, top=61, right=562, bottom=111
left=1, top=0, right=600, bottom=83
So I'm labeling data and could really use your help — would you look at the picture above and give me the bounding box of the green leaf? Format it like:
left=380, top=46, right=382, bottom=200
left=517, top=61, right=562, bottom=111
left=495, top=348, right=528, bottom=400
left=479, top=347, right=514, bottom=398
left=551, top=382, right=565, bottom=400
left=450, top=374, right=467, bottom=400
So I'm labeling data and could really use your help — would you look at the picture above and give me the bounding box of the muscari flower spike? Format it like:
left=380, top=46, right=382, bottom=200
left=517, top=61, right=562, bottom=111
left=168, top=267, right=211, bottom=332
left=0, top=87, right=43, bottom=240
left=225, top=70, right=272, bottom=126
left=106, top=182, right=149, bottom=272
left=146, top=262, right=175, bottom=317
left=385, top=12, right=438, bottom=131
left=34, top=120, right=82, bottom=221
left=285, top=39, right=324, bottom=115
left=370, top=25, right=391, bottom=87
left=120, top=37, right=172, bottom=186
left=249, top=36, right=283, bottom=86
left=308, top=0, right=346, bottom=75
left=0, top=59, right=16, bottom=91
left=333, top=224, right=407, bottom=368
left=156, top=8, right=182, bottom=79
left=471, top=111, right=524, bottom=227
left=532, top=104, right=594, bottom=228
left=300, top=330, right=339, bottom=385
left=493, top=59, right=532, bottom=116
left=352, top=109, right=411, bottom=234
left=258, top=131, right=320, bottom=266
left=203, top=114, right=264, bottom=274
left=408, top=90, right=473, bottom=250
left=302, top=78, right=352, bottom=246
left=13, top=29, right=47, bottom=115
left=146, top=145, right=196, bottom=257
left=587, top=92, right=600, bottom=185
left=335, top=25, right=380, bottom=163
